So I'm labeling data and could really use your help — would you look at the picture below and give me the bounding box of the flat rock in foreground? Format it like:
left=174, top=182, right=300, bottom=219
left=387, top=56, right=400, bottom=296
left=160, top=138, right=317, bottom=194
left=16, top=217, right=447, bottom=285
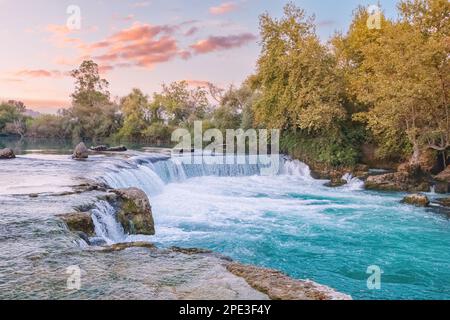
left=227, top=263, right=352, bottom=300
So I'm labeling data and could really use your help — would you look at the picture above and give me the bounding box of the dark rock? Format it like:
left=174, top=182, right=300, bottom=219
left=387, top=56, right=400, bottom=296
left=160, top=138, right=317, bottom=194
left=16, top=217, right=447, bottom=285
left=324, top=177, right=347, bottom=188
left=401, top=194, right=430, bottom=207
left=72, top=142, right=89, bottom=159
left=29, top=193, right=39, bottom=198
left=112, top=188, right=155, bottom=235
left=365, top=166, right=431, bottom=192
left=436, top=197, right=450, bottom=207
left=0, top=148, right=15, bottom=159
left=90, top=145, right=108, bottom=152
left=226, top=263, right=351, bottom=300
left=91, top=145, right=127, bottom=152
left=106, top=145, right=127, bottom=152
left=57, top=212, right=95, bottom=236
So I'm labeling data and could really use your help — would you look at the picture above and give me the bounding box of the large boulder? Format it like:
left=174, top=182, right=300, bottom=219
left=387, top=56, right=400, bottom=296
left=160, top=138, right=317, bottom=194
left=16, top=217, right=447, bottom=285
left=112, top=188, right=155, bottom=235
left=0, top=148, right=15, bottom=159
left=401, top=194, right=430, bottom=207
left=58, top=212, right=95, bottom=236
left=365, top=165, right=431, bottom=192
left=72, top=142, right=89, bottom=159
left=434, top=166, right=450, bottom=193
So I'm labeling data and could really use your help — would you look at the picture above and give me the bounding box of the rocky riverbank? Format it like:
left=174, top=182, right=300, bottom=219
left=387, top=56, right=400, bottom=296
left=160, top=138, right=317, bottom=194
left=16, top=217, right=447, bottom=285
left=57, top=182, right=351, bottom=300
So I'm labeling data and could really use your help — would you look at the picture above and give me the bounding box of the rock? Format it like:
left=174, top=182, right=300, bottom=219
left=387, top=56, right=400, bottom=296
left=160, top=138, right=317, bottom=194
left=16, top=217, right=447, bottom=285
left=401, top=194, right=430, bottom=207
left=57, top=212, right=95, bottom=236
left=226, top=263, right=351, bottom=300
left=72, top=142, right=89, bottom=159
left=100, top=242, right=156, bottom=252
left=112, top=188, right=155, bottom=235
left=90, top=145, right=108, bottom=152
left=29, top=193, right=39, bottom=198
left=106, top=145, right=127, bottom=152
left=365, top=168, right=431, bottom=192
left=169, top=247, right=213, bottom=255
left=0, top=148, right=15, bottom=159
left=91, top=145, right=127, bottom=152
left=324, top=177, right=347, bottom=188
left=436, top=197, right=450, bottom=207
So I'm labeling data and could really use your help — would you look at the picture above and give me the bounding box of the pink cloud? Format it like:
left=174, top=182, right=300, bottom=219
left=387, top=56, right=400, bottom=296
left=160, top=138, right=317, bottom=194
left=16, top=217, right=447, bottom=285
left=15, top=69, right=63, bottom=78
left=209, top=2, right=238, bottom=15
left=87, top=23, right=180, bottom=70
left=190, top=33, right=256, bottom=54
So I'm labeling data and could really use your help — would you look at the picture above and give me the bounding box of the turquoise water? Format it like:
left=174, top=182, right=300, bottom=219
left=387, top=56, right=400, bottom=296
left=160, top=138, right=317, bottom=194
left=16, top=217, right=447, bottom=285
left=105, top=165, right=450, bottom=300
left=148, top=176, right=450, bottom=300
left=2, top=148, right=449, bottom=300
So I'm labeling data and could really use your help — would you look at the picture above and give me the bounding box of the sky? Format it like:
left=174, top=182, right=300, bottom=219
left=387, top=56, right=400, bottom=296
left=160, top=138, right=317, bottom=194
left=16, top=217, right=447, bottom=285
left=0, top=0, right=399, bottom=113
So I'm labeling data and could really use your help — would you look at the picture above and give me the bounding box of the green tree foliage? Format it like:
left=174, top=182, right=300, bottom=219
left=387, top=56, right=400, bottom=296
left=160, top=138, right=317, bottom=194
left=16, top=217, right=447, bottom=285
left=253, top=3, right=346, bottom=133
left=338, top=0, right=449, bottom=164
left=67, top=60, right=121, bottom=141
left=117, top=89, right=150, bottom=141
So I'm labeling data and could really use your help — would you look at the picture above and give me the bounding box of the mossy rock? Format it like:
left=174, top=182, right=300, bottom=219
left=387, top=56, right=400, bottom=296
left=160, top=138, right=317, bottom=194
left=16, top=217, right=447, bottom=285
left=113, top=188, right=155, bottom=235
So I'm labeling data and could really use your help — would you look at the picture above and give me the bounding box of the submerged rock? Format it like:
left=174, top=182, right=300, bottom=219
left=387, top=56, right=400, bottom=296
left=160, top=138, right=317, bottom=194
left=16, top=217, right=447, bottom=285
left=112, top=188, right=155, bottom=235
left=72, top=142, right=89, bottom=159
left=0, top=148, right=15, bottom=159
left=325, top=177, right=347, bottom=188
left=57, top=212, right=95, bottom=236
left=436, top=197, right=450, bottom=207
left=401, top=194, right=430, bottom=207
left=226, top=263, right=351, bottom=300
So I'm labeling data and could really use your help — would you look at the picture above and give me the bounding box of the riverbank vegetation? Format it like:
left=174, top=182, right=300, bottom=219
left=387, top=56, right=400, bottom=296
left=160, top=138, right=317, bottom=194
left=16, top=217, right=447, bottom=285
left=0, top=0, right=448, bottom=169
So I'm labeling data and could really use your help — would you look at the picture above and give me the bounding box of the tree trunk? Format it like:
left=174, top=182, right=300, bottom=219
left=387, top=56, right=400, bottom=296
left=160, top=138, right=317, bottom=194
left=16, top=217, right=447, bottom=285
left=411, top=141, right=421, bottom=166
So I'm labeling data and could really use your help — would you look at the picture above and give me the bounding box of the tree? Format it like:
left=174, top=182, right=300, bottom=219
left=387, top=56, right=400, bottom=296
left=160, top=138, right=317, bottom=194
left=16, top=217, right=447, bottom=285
left=67, top=60, right=120, bottom=140
left=159, top=81, right=209, bottom=127
left=253, top=3, right=346, bottom=133
left=344, top=1, right=450, bottom=164
left=117, top=89, right=150, bottom=140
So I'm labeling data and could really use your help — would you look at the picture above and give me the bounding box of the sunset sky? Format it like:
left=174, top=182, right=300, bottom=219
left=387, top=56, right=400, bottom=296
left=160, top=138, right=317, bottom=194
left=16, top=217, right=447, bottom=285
left=0, top=0, right=398, bottom=113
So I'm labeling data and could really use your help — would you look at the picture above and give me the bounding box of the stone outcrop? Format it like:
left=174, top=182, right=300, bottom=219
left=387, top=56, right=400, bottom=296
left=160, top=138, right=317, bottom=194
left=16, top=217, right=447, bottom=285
left=112, top=188, right=155, bottom=235
left=57, top=212, right=95, bottom=236
left=401, top=194, right=430, bottom=207
left=91, top=145, right=127, bottom=152
left=434, top=166, right=450, bottom=193
left=0, top=148, right=15, bottom=159
left=72, top=142, right=89, bottom=159
left=365, top=165, right=431, bottom=192
left=226, top=263, right=351, bottom=300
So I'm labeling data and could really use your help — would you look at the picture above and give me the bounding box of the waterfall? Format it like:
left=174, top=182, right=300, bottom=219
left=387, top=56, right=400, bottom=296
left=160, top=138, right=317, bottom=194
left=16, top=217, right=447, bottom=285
left=91, top=200, right=125, bottom=245
left=99, top=154, right=311, bottom=196
left=341, top=173, right=364, bottom=191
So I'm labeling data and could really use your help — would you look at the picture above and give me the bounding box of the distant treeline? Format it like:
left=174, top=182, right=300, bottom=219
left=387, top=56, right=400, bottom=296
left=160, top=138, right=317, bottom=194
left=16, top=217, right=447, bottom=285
left=1, top=0, right=448, bottom=168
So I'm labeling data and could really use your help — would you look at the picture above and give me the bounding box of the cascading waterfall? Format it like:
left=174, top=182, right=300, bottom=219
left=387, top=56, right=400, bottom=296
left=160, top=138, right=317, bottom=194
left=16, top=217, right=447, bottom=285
left=99, top=154, right=312, bottom=196
left=341, top=173, right=365, bottom=191
left=91, top=154, right=315, bottom=243
left=90, top=200, right=125, bottom=245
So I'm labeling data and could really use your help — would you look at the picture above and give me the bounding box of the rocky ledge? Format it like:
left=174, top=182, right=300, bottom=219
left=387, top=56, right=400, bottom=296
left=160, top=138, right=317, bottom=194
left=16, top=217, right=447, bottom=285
left=57, top=184, right=351, bottom=300
left=0, top=148, right=15, bottom=159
